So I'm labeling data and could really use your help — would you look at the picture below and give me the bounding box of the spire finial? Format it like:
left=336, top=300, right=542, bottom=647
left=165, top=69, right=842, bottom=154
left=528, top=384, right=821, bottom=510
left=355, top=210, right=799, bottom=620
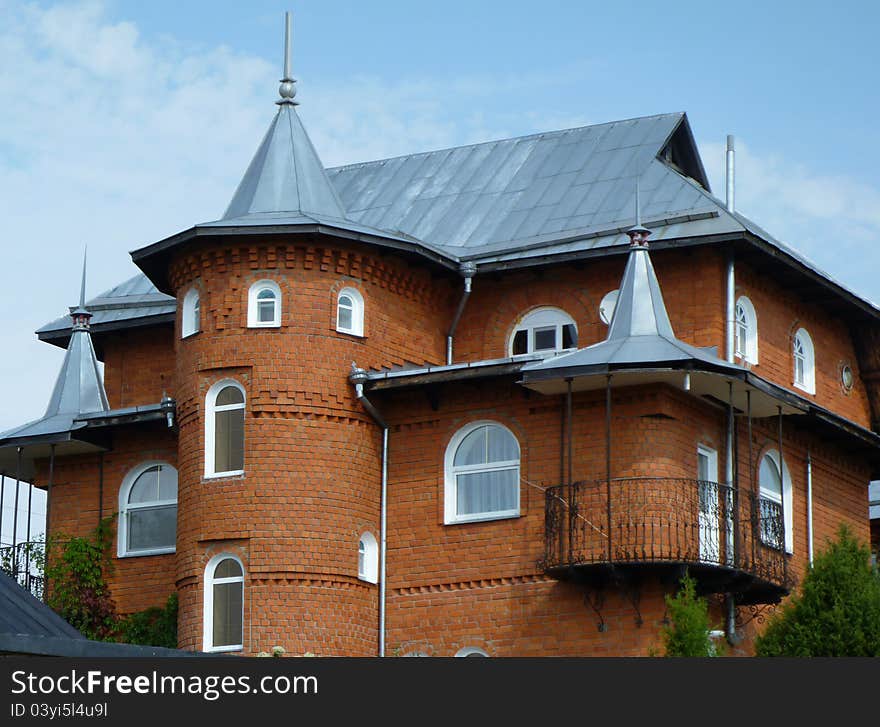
left=70, top=246, right=92, bottom=330
left=277, top=12, right=298, bottom=106
left=626, top=178, right=651, bottom=248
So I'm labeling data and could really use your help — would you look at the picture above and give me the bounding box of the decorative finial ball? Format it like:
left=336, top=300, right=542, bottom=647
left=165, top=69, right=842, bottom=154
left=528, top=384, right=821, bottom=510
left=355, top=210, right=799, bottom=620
left=279, top=80, right=296, bottom=99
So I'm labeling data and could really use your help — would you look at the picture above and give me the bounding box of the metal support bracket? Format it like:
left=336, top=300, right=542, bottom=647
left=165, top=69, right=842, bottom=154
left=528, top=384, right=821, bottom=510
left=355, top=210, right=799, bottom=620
left=582, top=586, right=607, bottom=632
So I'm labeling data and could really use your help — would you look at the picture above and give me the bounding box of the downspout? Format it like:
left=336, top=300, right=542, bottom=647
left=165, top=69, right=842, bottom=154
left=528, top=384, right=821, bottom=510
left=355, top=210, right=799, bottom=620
left=446, top=262, right=477, bottom=365
left=350, top=365, right=388, bottom=657
left=807, top=450, right=814, bottom=565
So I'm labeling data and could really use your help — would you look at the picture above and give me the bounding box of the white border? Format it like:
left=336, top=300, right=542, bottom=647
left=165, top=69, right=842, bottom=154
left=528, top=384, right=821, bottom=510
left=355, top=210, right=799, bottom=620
left=204, top=379, right=246, bottom=479
left=247, top=279, right=282, bottom=328
left=336, top=287, right=365, bottom=337
left=181, top=287, right=200, bottom=338
left=759, top=449, right=794, bottom=554
left=117, top=461, right=178, bottom=558
left=203, top=552, right=245, bottom=653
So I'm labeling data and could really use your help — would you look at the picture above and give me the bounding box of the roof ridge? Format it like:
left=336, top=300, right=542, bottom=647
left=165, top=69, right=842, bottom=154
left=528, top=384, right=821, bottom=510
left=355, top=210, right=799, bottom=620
left=327, top=112, right=685, bottom=172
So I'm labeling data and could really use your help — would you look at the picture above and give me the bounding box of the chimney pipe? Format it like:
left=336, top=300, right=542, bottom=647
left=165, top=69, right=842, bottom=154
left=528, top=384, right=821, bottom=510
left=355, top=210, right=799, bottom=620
left=725, top=135, right=735, bottom=213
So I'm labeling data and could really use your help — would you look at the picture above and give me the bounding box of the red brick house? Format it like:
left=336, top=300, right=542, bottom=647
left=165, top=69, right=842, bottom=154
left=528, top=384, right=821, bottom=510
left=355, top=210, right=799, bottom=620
left=2, top=20, right=879, bottom=656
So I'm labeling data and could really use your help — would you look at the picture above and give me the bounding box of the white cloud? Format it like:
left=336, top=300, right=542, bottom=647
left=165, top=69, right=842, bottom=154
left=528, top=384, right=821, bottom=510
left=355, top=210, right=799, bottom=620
left=700, top=139, right=880, bottom=306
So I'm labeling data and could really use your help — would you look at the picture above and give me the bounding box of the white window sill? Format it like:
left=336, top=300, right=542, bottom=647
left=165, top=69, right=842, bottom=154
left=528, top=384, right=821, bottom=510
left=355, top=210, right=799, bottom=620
left=793, top=382, right=815, bottom=396
left=118, top=547, right=176, bottom=559
left=247, top=322, right=281, bottom=329
left=357, top=574, right=378, bottom=584
left=204, top=470, right=245, bottom=480
left=336, top=327, right=364, bottom=337
left=181, top=330, right=200, bottom=339
left=445, top=510, right=520, bottom=525
left=204, top=644, right=243, bottom=654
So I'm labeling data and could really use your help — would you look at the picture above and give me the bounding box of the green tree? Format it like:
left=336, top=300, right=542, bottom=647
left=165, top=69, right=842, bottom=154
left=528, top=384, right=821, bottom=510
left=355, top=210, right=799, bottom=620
left=756, top=525, right=880, bottom=656
left=662, top=573, right=717, bottom=657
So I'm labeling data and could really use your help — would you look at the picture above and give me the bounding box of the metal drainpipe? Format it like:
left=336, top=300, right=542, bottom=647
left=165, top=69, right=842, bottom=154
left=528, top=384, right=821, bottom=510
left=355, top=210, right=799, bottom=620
left=724, top=250, right=737, bottom=643
left=807, top=450, right=814, bottom=565
left=350, top=366, right=388, bottom=657
left=446, top=263, right=477, bottom=366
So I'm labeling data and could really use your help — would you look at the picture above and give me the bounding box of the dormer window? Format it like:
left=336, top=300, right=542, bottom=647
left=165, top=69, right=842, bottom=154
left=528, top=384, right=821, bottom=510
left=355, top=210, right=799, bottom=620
left=734, top=296, right=758, bottom=364
left=247, top=280, right=281, bottom=328
left=510, top=307, right=577, bottom=356
left=793, top=328, right=815, bottom=394
left=182, top=288, right=200, bottom=338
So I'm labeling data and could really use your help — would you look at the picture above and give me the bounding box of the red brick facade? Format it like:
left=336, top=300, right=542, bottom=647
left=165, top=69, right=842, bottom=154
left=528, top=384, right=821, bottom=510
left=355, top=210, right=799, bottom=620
left=34, top=235, right=876, bottom=656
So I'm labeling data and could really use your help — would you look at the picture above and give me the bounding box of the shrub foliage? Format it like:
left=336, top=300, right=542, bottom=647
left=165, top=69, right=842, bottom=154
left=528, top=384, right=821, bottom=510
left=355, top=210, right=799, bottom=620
left=662, top=573, right=717, bottom=657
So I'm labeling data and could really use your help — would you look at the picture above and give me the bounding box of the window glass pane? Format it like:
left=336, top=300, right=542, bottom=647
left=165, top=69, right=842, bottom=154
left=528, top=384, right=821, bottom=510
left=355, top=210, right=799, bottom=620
left=157, top=465, right=178, bottom=500
left=456, top=469, right=518, bottom=515
left=561, top=324, right=577, bottom=349
left=358, top=540, right=365, bottom=576
left=215, top=558, right=243, bottom=578
left=454, top=426, right=487, bottom=466
left=213, top=581, right=243, bottom=647
left=128, top=505, right=176, bottom=551
left=759, top=456, right=782, bottom=499
left=129, top=466, right=161, bottom=504
left=533, top=326, right=556, bottom=351
left=338, top=306, right=353, bottom=330
left=216, top=386, right=244, bottom=406
left=215, top=408, right=245, bottom=472
left=795, top=357, right=804, bottom=384
left=258, top=300, right=275, bottom=323
left=486, top=426, right=518, bottom=461
left=339, top=295, right=353, bottom=308
left=512, top=330, right=528, bottom=355
left=257, top=289, right=275, bottom=300
left=697, top=452, right=710, bottom=481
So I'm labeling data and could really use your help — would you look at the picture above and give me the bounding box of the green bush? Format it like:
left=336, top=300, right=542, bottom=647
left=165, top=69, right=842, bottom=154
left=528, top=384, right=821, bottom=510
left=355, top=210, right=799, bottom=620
left=662, top=573, right=717, bottom=657
left=117, top=593, right=178, bottom=648
left=756, top=525, right=880, bottom=656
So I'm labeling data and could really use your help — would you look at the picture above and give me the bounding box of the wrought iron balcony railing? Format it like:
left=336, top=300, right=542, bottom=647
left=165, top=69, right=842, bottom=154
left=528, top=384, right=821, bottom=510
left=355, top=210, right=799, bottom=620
left=543, top=478, right=791, bottom=604
left=0, top=540, right=46, bottom=601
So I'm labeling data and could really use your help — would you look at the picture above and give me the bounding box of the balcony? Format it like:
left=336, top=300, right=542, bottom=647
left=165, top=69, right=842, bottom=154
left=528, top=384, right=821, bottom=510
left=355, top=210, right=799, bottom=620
left=543, top=478, right=792, bottom=605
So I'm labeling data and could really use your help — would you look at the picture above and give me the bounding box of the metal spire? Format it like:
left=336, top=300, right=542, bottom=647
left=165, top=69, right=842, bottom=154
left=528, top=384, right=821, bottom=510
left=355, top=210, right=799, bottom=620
left=277, top=12, right=298, bottom=106
left=70, top=247, right=92, bottom=327
left=626, top=179, right=651, bottom=248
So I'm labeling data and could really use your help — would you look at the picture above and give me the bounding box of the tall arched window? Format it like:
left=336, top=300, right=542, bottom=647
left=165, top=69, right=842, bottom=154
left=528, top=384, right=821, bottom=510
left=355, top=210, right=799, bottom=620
left=205, top=380, right=246, bottom=478
left=358, top=531, right=378, bottom=583
left=117, top=462, right=178, bottom=557
left=182, top=288, right=200, bottom=338
left=793, top=328, right=815, bottom=394
left=204, top=554, right=244, bottom=652
left=444, top=421, right=520, bottom=524
left=735, top=296, right=758, bottom=364
left=758, top=450, right=793, bottom=553
left=336, top=287, right=365, bottom=337
left=509, top=307, right=577, bottom=355
left=455, top=647, right=489, bottom=657
left=247, top=280, right=281, bottom=328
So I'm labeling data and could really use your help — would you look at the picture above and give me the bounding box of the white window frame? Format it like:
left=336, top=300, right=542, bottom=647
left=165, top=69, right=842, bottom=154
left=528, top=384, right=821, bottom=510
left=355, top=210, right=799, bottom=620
left=357, top=531, right=378, bottom=583
left=509, top=307, right=577, bottom=356
left=336, top=287, right=365, bottom=337
left=455, top=647, right=489, bottom=657
left=117, top=461, right=178, bottom=558
left=182, top=287, right=200, bottom=338
left=205, top=379, right=246, bottom=479
left=792, top=328, right=815, bottom=394
left=734, top=296, right=758, bottom=364
left=759, top=449, right=794, bottom=554
left=247, top=280, right=282, bottom=328
left=444, top=420, right=521, bottom=525
left=599, top=289, right=619, bottom=325
left=203, top=553, right=245, bottom=653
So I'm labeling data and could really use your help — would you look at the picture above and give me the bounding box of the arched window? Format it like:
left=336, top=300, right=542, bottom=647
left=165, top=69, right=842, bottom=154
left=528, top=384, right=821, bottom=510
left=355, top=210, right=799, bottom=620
left=758, top=450, right=793, bottom=553
left=734, top=296, right=758, bottom=364
left=117, top=462, right=178, bottom=557
left=247, top=280, right=281, bottom=328
left=204, top=554, right=244, bottom=652
left=336, top=287, right=365, bottom=337
left=599, top=290, right=619, bottom=325
left=357, top=531, right=378, bottom=583
left=455, top=647, right=489, bottom=657
left=182, top=288, right=200, bottom=338
left=444, top=421, right=520, bottom=524
left=205, top=380, right=245, bottom=478
left=793, top=328, right=815, bottom=394
left=510, top=307, right=577, bottom=356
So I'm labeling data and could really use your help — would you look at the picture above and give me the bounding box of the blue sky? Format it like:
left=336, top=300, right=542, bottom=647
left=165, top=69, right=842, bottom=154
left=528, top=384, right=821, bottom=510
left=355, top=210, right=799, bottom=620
left=0, top=0, right=878, bottom=432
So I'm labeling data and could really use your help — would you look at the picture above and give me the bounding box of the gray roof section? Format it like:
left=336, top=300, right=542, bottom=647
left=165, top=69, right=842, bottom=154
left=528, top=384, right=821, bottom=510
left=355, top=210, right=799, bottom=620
left=522, top=238, right=742, bottom=381
left=0, top=571, right=84, bottom=640
left=223, top=104, right=347, bottom=220
left=37, top=273, right=176, bottom=344
left=327, top=113, right=699, bottom=252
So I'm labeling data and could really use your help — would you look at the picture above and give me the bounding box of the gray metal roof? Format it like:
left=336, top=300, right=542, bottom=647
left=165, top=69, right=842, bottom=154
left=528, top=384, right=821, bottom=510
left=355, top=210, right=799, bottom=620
left=521, top=235, right=742, bottom=381
left=0, top=571, right=84, bottom=640
left=37, top=272, right=175, bottom=345
left=223, top=104, right=347, bottom=220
